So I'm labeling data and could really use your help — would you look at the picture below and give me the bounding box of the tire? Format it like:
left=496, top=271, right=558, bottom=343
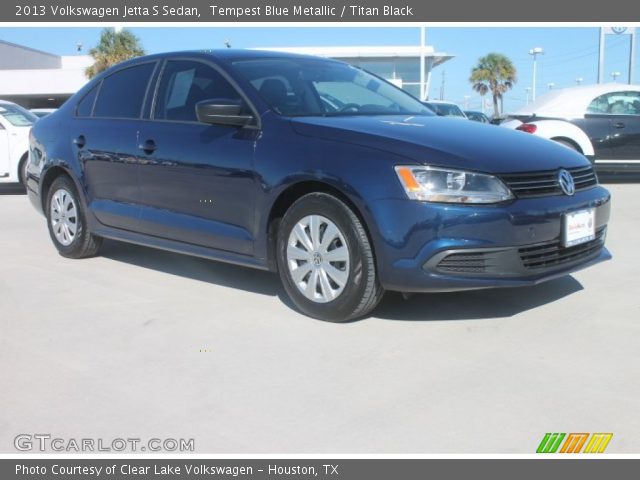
left=553, top=139, right=579, bottom=152
left=46, top=175, right=102, bottom=259
left=276, top=193, right=384, bottom=322
left=18, top=154, right=28, bottom=188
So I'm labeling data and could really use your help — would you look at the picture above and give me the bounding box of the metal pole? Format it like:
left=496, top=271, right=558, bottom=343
left=630, top=28, right=637, bottom=84
left=532, top=56, right=537, bottom=102
left=420, top=27, right=426, bottom=100
left=598, top=27, right=606, bottom=84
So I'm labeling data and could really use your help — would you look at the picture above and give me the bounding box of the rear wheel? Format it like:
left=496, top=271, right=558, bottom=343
left=46, top=176, right=102, bottom=258
left=276, top=193, right=384, bottom=322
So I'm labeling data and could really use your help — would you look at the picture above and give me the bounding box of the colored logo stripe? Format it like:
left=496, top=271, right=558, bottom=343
left=560, top=433, right=589, bottom=453
left=583, top=433, right=613, bottom=453
left=537, top=433, right=566, bottom=453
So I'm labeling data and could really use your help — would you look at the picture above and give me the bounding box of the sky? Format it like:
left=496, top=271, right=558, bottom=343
left=0, top=26, right=637, bottom=112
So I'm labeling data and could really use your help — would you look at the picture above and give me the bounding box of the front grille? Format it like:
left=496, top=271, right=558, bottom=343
left=501, top=165, right=598, bottom=198
left=519, top=227, right=606, bottom=270
left=437, top=252, right=489, bottom=273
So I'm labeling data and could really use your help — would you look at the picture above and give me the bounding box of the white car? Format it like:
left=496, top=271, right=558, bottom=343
left=422, top=100, right=468, bottom=119
left=0, top=100, right=38, bottom=186
left=30, top=108, right=57, bottom=118
left=502, top=84, right=640, bottom=173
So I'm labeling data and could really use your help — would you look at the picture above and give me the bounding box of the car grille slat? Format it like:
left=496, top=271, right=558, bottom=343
left=501, top=166, right=598, bottom=198
left=437, top=252, right=488, bottom=273
left=519, top=228, right=606, bottom=269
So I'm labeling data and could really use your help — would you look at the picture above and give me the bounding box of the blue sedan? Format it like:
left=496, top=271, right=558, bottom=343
left=26, top=50, right=611, bottom=321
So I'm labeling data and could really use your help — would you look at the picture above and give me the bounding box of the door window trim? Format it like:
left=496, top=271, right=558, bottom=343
left=80, top=60, right=160, bottom=121
left=148, top=56, right=261, bottom=129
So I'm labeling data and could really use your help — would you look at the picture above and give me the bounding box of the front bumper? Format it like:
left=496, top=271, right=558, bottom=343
left=369, top=185, right=611, bottom=292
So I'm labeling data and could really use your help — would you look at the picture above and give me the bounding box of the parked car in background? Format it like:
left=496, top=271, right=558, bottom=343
left=30, top=108, right=57, bottom=118
left=464, top=110, right=491, bottom=123
left=0, top=100, right=37, bottom=186
left=422, top=100, right=468, bottom=119
left=27, top=50, right=611, bottom=321
left=502, top=84, right=640, bottom=173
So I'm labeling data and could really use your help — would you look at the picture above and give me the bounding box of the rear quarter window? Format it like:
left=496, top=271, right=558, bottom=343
left=93, top=62, right=156, bottom=119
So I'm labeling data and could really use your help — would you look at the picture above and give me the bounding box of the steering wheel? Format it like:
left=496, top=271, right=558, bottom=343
left=338, top=103, right=360, bottom=113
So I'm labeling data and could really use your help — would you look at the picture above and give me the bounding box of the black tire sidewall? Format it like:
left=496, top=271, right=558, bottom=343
left=276, top=193, right=375, bottom=322
left=46, top=176, right=88, bottom=256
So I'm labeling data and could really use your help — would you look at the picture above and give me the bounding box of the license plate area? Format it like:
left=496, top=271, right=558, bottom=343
left=563, top=208, right=595, bottom=247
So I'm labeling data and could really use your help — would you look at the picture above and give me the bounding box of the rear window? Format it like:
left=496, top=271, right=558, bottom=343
left=0, top=103, right=38, bottom=126
left=93, top=63, right=156, bottom=119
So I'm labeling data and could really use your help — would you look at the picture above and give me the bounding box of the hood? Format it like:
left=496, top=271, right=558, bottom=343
left=290, top=115, right=588, bottom=173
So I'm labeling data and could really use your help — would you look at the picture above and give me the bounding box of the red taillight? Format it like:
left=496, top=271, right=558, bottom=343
left=516, top=123, right=537, bottom=134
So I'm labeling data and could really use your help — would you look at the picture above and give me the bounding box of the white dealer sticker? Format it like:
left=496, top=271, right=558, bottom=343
left=563, top=208, right=595, bottom=247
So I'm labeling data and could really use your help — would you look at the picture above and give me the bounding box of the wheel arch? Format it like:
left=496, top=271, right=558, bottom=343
left=39, top=165, right=84, bottom=212
left=529, top=119, right=595, bottom=156
left=265, top=180, right=375, bottom=272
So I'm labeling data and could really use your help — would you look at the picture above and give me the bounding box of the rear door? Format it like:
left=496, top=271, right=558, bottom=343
left=71, top=61, right=158, bottom=230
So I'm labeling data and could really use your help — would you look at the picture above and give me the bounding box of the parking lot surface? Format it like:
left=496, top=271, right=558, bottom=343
left=1, top=183, right=638, bottom=453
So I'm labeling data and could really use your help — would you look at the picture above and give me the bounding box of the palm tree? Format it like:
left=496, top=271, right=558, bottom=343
left=85, top=29, right=145, bottom=79
left=469, top=53, right=517, bottom=118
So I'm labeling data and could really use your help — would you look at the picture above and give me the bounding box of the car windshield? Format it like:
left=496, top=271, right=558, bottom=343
left=232, top=57, right=434, bottom=117
left=426, top=103, right=465, bottom=118
left=0, top=103, right=38, bottom=126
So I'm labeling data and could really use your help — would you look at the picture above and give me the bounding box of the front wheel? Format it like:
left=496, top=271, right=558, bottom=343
left=276, top=193, right=384, bottom=322
left=46, top=176, right=102, bottom=259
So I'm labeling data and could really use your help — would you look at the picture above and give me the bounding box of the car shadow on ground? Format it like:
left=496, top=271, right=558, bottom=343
left=100, top=239, right=584, bottom=322
left=374, top=276, right=583, bottom=321
left=0, top=185, right=26, bottom=195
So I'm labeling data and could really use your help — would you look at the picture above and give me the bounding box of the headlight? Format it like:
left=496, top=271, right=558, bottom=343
left=395, top=166, right=513, bottom=204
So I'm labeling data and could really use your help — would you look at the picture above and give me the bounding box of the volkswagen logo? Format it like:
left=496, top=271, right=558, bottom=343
left=611, top=27, right=628, bottom=34
left=558, top=169, right=575, bottom=196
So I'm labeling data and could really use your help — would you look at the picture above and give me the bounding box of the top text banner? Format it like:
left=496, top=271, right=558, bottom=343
left=4, top=0, right=640, bottom=22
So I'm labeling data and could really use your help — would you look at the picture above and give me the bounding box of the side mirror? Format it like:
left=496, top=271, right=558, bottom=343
left=195, top=99, right=254, bottom=127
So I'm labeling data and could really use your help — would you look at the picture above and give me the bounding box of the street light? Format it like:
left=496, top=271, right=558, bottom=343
left=575, top=77, right=583, bottom=85
left=529, top=47, right=544, bottom=102
left=463, top=95, right=470, bottom=110
left=525, top=87, right=531, bottom=105
left=547, top=83, right=555, bottom=90
left=611, top=71, right=621, bottom=82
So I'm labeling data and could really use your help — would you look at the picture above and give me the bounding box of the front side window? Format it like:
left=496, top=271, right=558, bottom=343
left=587, top=91, right=640, bottom=115
left=232, top=58, right=433, bottom=117
left=93, top=63, right=156, bottom=119
left=154, top=60, right=245, bottom=122
left=0, top=103, right=38, bottom=126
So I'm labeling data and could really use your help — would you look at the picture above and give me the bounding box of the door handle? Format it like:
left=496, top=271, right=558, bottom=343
left=613, top=122, right=626, bottom=129
left=73, top=135, right=86, bottom=148
left=138, top=139, right=157, bottom=154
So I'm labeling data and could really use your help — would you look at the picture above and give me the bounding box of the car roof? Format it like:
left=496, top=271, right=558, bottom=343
left=425, top=100, right=460, bottom=105
left=512, top=83, right=640, bottom=118
left=97, top=49, right=346, bottom=78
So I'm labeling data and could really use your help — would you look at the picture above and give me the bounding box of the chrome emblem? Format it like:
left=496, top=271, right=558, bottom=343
left=558, top=169, right=575, bottom=196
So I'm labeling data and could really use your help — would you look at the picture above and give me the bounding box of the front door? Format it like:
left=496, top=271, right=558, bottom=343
left=136, top=59, right=258, bottom=255
left=0, top=122, right=9, bottom=178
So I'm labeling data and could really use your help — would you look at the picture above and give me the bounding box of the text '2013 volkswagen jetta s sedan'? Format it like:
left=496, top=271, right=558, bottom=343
left=26, top=50, right=611, bottom=322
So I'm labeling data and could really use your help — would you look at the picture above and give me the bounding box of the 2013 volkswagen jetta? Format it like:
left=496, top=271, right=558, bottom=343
left=26, top=50, right=611, bottom=321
